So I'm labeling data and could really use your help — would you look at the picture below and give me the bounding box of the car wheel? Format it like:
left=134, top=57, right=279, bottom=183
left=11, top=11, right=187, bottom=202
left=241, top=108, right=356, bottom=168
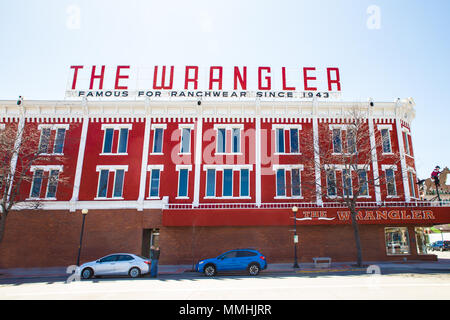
left=204, top=264, right=216, bottom=276
left=248, top=263, right=260, bottom=276
left=81, top=267, right=93, bottom=279
left=129, top=267, right=141, bottom=278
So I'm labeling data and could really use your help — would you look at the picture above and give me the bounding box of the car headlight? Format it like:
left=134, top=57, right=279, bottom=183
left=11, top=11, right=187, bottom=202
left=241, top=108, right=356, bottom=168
left=198, top=261, right=205, bottom=265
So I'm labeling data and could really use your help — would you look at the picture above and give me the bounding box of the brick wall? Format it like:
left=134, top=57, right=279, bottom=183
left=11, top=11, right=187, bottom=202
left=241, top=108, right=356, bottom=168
left=0, top=210, right=436, bottom=268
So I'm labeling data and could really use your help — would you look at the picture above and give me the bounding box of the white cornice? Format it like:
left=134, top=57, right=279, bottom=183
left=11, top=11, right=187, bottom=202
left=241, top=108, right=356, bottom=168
left=0, top=98, right=416, bottom=124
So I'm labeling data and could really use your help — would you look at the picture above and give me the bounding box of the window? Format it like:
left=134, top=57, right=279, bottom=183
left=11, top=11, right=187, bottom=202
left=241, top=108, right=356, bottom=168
left=276, top=169, right=286, bottom=197
left=46, top=169, right=60, bottom=198
left=206, top=169, right=216, bottom=197
left=232, top=128, right=240, bottom=153
left=357, top=169, right=369, bottom=196
left=415, top=227, right=428, bottom=255
left=30, top=169, right=44, bottom=198
left=240, top=169, right=249, bottom=197
left=100, top=255, right=119, bottom=263
left=385, top=227, right=410, bottom=255
left=38, top=128, right=51, bottom=154
left=96, top=166, right=128, bottom=198
left=101, top=124, right=132, bottom=154
left=408, top=171, right=416, bottom=198
left=326, top=169, right=337, bottom=197
left=290, top=128, right=299, bottom=153
left=276, top=128, right=285, bottom=153
left=180, top=128, right=191, bottom=154
left=385, top=168, right=397, bottom=196
left=102, top=128, right=114, bottom=153
left=117, top=255, right=134, bottom=261
left=381, top=129, right=392, bottom=153
left=332, top=129, right=342, bottom=153
left=117, top=128, right=129, bottom=153
left=291, top=168, right=301, bottom=197
left=342, top=169, right=352, bottom=197
left=236, top=251, right=257, bottom=257
left=221, top=251, right=237, bottom=259
left=178, top=169, right=189, bottom=197
left=153, top=128, right=164, bottom=153
left=217, top=128, right=226, bottom=153
left=403, top=131, right=411, bottom=156
left=53, top=128, right=66, bottom=154
left=97, top=170, right=109, bottom=198
left=223, top=169, right=233, bottom=197
left=113, top=169, right=125, bottom=198
left=149, top=169, right=161, bottom=197
left=214, top=125, right=243, bottom=154
left=346, top=129, right=357, bottom=154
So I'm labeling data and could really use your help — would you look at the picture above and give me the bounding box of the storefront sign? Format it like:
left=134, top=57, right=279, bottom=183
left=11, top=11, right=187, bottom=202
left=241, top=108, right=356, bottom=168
left=65, top=65, right=342, bottom=99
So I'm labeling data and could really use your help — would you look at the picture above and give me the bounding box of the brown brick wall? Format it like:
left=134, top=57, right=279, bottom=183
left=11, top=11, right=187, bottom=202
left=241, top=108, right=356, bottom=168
left=0, top=209, right=436, bottom=268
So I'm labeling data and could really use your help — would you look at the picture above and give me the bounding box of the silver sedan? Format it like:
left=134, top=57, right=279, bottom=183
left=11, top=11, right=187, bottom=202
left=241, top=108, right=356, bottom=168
left=78, top=253, right=151, bottom=279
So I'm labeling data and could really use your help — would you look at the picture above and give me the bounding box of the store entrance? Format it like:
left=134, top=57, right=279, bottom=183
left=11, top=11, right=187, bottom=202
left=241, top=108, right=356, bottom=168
left=141, top=228, right=160, bottom=258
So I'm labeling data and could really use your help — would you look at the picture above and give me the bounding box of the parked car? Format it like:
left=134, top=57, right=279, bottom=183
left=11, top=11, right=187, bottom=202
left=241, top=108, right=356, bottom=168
left=196, top=249, right=267, bottom=276
left=78, top=253, right=151, bottom=279
left=429, top=241, right=450, bottom=251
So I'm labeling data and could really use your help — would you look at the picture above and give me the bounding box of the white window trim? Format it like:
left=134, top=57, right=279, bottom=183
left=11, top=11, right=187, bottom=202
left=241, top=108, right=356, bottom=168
left=151, top=124, right=166, bottom=154
left=204, top=168, right=217, bottom=198
left=382, top=165, right=398, bottom=197
left=213, top=124, right=244, bottom=155
left=179, top=126, right=193, bottom=155
left=101, top=123, right=133, bottom=131
left=100, top=124, right=132, bottom=155
left=94, top=166, right=129, bottom=200
left=147, top=165, right=164, bottom=199
left=271, top=125, right=303, bottom=155
left=378, top=125, right=393, bottom=154
left=176, top=165, right=192, bottom=199
left=30, top=165, right=64, bottom=172
left=112, top=169, right=126, bottom=199
left=38, top=124, right=70, bottom=131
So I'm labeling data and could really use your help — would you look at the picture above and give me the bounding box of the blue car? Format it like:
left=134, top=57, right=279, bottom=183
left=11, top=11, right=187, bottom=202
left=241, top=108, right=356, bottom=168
left=196, top=249, right=267, bottom=276
left=429, top=241, right=450, bottom=251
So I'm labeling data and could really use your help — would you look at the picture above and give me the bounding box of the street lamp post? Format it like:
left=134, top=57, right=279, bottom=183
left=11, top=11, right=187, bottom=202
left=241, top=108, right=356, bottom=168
left=292, top=206, right=299, bottom=269
left=76, top=209, right=88, bottom=266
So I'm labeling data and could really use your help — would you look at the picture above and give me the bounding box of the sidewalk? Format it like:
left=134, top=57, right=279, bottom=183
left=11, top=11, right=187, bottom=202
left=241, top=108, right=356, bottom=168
left=1, top=259, right=449, bottom=280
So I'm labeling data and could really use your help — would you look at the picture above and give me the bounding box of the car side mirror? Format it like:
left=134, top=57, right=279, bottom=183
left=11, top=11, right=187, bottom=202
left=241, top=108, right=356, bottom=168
left=96, top=260, right=100, bottom=263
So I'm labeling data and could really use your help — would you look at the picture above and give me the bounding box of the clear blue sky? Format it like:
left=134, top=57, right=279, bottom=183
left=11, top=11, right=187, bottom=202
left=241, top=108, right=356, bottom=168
left=1, top=0, right=449, bottom=179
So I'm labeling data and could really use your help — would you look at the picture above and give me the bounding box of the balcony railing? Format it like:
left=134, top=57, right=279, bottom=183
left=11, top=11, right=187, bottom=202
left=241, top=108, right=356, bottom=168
left=164, top=200, right=450, bottom=210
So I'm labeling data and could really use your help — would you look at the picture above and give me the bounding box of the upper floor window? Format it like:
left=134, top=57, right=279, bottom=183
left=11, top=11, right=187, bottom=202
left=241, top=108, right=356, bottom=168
left=382, top=166, right=397, bottom=197
left=101, top=124, right=132, bottom=155
left=273, top=125, right=302, bottom=154
left=214, top=124, right=243, bottom=155
left=176, top=165, right=192, bottom=198
left=151, top=124, right=166, bottom=154
left=204, top=165, right=252, bottom=198
left=332, top=129, right=342, bottom=154
left=403, top=130, right=411, bottom=156
left=179, top=124, right=194, bottom=154
left=147, top=165, right=164, bottom=199
left=378, top=125, right=393, bottom=154
left=408, top=170, right=416, bottom=198
left=342, top=169, right=352, bottom=197
left=29, top=165, right=63, bottom=199
left=326, top=169, right=337, bottom=197
left=38, top=124, right=69, bottom=155
left=96, top=165, right=128, bottom=199
left=274, top=165, right=303, bottom=198
left=357, top=169, right=369, bottom=197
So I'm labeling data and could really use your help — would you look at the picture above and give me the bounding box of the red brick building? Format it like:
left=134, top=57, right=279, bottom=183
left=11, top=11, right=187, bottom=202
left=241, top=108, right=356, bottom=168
left=0, top=97, right=448, bottom=268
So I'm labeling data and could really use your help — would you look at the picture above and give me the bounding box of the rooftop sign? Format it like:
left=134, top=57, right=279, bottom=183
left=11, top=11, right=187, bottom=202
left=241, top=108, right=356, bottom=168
left=65, top=65, right=342, bottom=100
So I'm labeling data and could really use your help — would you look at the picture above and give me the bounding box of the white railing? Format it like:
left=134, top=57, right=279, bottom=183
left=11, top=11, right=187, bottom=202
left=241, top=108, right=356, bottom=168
left=164, top=200, right=450, bottom=210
